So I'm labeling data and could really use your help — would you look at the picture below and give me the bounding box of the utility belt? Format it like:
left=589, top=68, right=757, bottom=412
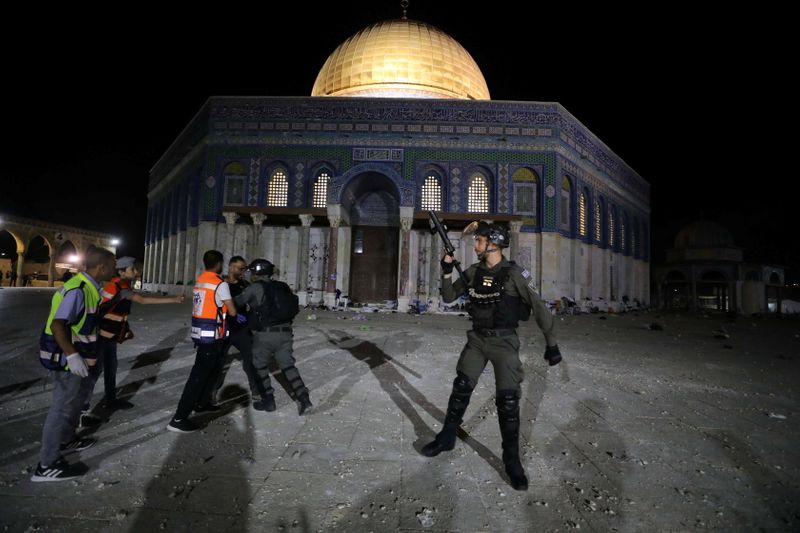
left=472, top=327, right=516, bottom=337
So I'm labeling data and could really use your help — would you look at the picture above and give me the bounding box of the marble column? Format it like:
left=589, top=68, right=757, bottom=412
left=250, top=213, right=266, bottom=259
left=396, top=213, right=413, bottom=312
left=298, top=214, right=314, bottom=306
left=222, top=212, right=237, bottom=262
left=509, top=220, right=523, bottom=263
left=15, top=245, right=25, bottom=287
left=324, top=215, right=341, bottom=307
left=47, top=248, right=56, bottom=287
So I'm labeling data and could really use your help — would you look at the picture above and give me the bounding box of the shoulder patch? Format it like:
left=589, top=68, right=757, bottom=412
left=521, top=269, right=531, bottom=279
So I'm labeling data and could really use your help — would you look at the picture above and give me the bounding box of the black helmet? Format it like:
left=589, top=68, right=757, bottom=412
left=248, top=259, right=274, bottom=277
left=470, top=221, right=510, bottom=248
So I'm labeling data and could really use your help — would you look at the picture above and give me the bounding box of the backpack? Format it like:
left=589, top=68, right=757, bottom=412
left=251, top=280, right=299, bottom=330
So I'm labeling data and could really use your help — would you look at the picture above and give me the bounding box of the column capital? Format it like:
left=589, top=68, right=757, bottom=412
left=223, top=212, right=238, bottom=225
left=400, top=217, right=413, bottom=232
left=251, top=213, right=266, bottom=226
left=299, top=214, right=315, bottom=227
left=509, top=220, right=523, bottom=233
left=328, top=215, right=342, bottom=229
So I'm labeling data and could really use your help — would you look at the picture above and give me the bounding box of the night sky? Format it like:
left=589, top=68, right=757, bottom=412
left=1, top=3, right=794, bottom=280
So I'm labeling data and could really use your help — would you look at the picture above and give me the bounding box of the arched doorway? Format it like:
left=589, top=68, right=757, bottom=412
left=697, top=270, right=729, bottom=312
left=0, top=230, right=19, bottom=286
left=663, top=270, right=688, bottom=309
left=24, top=235, right=51, bottom=286
left=342, top=171, right=400, bottom=303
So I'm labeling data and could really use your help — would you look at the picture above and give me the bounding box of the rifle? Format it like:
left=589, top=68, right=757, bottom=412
left=428, top=211, right=471, bottom=298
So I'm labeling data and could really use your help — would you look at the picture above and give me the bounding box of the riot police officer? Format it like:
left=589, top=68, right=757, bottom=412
left=421, top=221, right=562, bottom=491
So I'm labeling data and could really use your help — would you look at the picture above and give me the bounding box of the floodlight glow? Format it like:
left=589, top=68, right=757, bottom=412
left=68, top=254, right=80, bottom=263
left=111, top=238, right=120, bottom=245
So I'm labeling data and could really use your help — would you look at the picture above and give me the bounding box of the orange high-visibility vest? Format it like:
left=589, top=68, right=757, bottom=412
left=191, top=271, right=228, bottom=344
left=99, top=277, right=133, bottom=340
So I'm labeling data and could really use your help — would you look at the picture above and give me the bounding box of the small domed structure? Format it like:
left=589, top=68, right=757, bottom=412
left=673, top=220, right=735, bottom=249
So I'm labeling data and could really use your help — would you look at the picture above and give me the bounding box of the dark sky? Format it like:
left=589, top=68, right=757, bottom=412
left=1, top=3, right=795, bottom=279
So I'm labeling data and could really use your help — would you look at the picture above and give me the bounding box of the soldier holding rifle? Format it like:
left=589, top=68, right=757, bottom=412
left=422, top=212, right=562, bottom=491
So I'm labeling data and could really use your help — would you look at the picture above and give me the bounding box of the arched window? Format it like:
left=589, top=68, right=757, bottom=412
left=594, top=199, right=602, bottom=243
left=312, top=169, right=330, bottom=208
left=223, top=161, right=247, bottom=206
left=421, top=173, right=442, bottom=211
left=560, top=177, right=572, bottom=231
left=267, top=167, right=288, bottom=207
left=467, top=173, right=489, bottom=213
left=512, top=168, right=539, bottom=222
left=578, top=191, right=587, bottom=237
left=609, top=209, right=615, bottom=249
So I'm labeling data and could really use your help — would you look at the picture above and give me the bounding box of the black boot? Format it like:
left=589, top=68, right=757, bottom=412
left=497, top=390, right=529, bottom=491
left=544, top=344, right=562, bottom=366
left=421, top=373, right=474, bottom=457
left=297, top=393, right=313, bottom=415
left=282, top=365, right=311, bottom=415
left=253, top=394, right=276, bottom=412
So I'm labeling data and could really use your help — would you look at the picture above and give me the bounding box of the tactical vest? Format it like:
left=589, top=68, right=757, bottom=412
left=39, top=272, right=101, bottom=370
left=191, top=271, right=228, bottom=344
left=467, top=265, right=524, bottom=330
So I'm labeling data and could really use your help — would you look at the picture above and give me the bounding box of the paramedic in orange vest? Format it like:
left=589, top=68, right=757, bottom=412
left=167, top=250, right=241, bottom=433
left=95, top=256, right=184, bottom=410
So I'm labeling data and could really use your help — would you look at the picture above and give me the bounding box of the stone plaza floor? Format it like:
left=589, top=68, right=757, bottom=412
left=0, top=287, right=798, bottom=531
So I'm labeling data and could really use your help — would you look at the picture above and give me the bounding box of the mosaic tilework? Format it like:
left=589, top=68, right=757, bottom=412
left=497, top=163, right=509, bottom=213
left=248, top=158, right=260, bottom=206
left=294, top=162, right=305, bottom=207
left=450, top=167, right=461, bottom=212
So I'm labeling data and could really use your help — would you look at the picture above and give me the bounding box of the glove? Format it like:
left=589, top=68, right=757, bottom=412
left=440, top=255, right=454, bottom=274
left=236, top=314, right=247, bottom=325
left=66, top=353, right=89, bottom=377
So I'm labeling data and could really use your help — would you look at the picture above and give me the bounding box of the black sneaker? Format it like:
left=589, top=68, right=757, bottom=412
left=194, top=404, right=222, bottom=413
left=167, top=418, right=199, bottom=433
left=544, top=345, right=562, bottom=366
left=253, top=395, right=276, bottom=412
left=298, top=395, right=313, bottom=416
left=31, top=458, right=89, bottom=482
left=79, top=412, right=103, bottom=428
left=60, top=437, right=96, bottom=453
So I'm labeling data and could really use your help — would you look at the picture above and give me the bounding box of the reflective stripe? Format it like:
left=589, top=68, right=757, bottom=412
left=103, top=313, right=125, bottom=322
left=100, top=289, right=115, bottom=300
left=195, top=282, right=220, bottom=291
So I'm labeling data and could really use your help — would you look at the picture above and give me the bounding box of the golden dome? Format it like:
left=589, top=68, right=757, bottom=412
left=311, top=19, right=490, bottom=100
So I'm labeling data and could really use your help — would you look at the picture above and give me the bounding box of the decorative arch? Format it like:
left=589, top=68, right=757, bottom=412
left=512, top=167, right=539, bottom=224
left=223, top=161, right=247, bottom=206
left=560, top=175, right=574, bottom=234
left=333, top=163, right=411, bottom=206
left=466, top=165, right=493, bottom=213
left=419, top=164, right=446, bottom=211
left=309, top=162, right=335, bottom=208
left=265, top=162, right=290, bottom=207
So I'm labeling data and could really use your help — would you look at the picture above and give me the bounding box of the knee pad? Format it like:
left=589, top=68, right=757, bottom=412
left=453, top=372, right=475, bottom=394
left=495, top=389, right=519, bottom=415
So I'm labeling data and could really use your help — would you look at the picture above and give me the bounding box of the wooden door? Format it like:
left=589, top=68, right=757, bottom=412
left=349, top=226, right=398, bottom=303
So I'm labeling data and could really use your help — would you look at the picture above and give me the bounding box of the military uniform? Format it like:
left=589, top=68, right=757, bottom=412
left=234, top=260, right=312, bottom=415
left=440, top=257, right=557, bottom=393
left=422, top=221, right=563, bottom=491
